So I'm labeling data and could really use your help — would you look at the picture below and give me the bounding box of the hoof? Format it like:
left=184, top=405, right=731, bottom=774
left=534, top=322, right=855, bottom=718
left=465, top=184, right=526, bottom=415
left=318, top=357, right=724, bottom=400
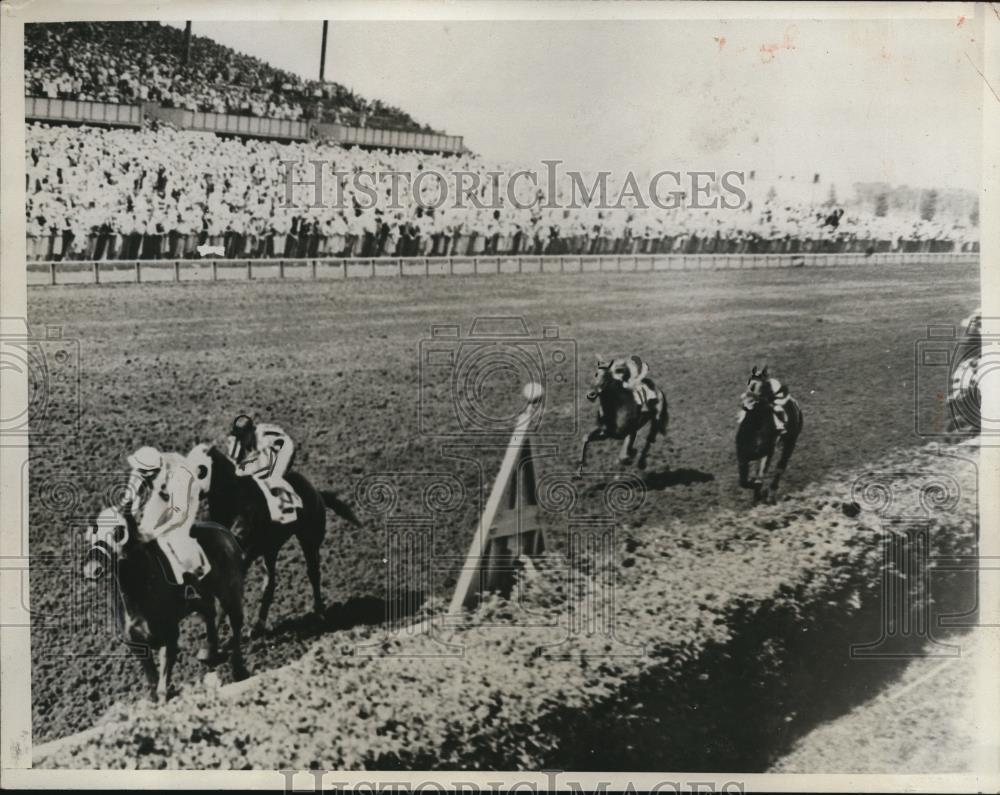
left=636, top=458, right=647, bottom=471
left=232, top=663, right=250, bottom=682
left=250, top=623, right=267, bottom=639
left=197, top=647, right=221, bottom=666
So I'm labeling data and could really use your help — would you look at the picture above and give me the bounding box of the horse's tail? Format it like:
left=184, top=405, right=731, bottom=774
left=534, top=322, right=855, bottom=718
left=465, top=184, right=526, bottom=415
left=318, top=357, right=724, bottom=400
left=320, top=490, right=362, bottom=527
left=656, top=391, right=669, bottom=434
left=788, top=397, right=804, bottom=437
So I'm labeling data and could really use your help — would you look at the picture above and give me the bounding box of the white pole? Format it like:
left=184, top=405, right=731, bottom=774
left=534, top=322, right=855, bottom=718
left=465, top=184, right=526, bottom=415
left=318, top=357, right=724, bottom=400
left=447, top=384, right=543, bottom=616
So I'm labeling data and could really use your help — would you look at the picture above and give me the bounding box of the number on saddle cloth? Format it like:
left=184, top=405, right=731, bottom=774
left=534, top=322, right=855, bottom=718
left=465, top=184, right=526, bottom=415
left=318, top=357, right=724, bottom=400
left=258, top=479, right=301, bottom=524
left=271, top=486, right=297, bottom=512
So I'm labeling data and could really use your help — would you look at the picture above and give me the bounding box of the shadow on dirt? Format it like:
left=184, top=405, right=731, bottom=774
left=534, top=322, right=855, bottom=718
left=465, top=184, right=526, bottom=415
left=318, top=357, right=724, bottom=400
left=642, top=467, right=715, bottom=490
left=261, top=590, right=428, bottom=641
left=546, top=561, right=978, bottom=772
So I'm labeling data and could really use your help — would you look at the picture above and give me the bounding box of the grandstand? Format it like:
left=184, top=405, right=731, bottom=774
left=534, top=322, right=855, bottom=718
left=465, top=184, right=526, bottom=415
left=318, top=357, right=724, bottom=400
left=23, top=22, right=980, bottom=263
left=25, top=22, right=437, bottom=131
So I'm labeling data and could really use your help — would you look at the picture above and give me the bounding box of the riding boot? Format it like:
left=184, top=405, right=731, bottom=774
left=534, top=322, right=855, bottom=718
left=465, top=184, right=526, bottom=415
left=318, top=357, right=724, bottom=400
left=773, top=408, right=787, bottom=435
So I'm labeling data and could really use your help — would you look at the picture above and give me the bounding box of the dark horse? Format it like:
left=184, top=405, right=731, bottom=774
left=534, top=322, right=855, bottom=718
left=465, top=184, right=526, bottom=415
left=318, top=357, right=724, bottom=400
left=736, top=365, right=803, bottom=505
left=578, top=357, right=669, bottom=477
left=201, top=445, right=361, bottom=636
left=82, top=509, right=248, bottom=701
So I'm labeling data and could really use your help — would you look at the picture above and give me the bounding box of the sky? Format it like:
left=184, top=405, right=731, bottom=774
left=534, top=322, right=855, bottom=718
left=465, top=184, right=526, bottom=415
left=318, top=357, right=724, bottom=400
left=168, top=16, right=984, bottom=191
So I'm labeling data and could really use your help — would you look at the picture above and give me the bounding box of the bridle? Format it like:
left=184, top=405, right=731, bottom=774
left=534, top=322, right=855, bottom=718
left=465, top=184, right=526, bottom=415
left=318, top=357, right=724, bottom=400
left=586, top=363, right=614, bottom=402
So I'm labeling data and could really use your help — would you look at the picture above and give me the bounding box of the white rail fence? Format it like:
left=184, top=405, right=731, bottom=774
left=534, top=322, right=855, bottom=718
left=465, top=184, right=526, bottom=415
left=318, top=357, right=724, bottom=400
left=27, top=251, right=979, bottom=287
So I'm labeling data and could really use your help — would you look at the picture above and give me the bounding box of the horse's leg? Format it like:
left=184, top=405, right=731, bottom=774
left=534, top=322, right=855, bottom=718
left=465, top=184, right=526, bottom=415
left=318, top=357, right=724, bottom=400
left=252, top=549, right=279, bottom=638
left=637, top=422, right=657, bottom=470
left=300, top=534, right=325, bottom=617
left=768, top=432, right=799, bottom=504
left=756, top=454, right=772, bottom=505
left=133, top=643, right=159, bottom=701
left=156, top=636, right=178, bottom=702
left=217, top=576, right=249, bottom=681
left=577, top=428, right=604, bottom=477
left=196, top=597, right=220, bottom=665
left=738, top=457, right=752, bottom=489
left=620, top=433, right=636, bottom=464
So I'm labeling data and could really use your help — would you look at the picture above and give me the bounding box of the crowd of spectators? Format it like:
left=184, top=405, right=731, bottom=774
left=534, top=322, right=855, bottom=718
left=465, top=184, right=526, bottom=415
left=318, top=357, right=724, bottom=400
left=25, top=123, right=980, bottom=262
left=25, top=22, right=436, bottom=131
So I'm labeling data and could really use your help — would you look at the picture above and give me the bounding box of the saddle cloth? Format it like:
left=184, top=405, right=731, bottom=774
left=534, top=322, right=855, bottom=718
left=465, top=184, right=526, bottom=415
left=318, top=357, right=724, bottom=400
left=252, top=476, right=304, bottom=524
left=737, top=399, right=790, bottom=432
left=631, top=381, right=658, bottom=407
left=155, top=527, right=212, bottom=585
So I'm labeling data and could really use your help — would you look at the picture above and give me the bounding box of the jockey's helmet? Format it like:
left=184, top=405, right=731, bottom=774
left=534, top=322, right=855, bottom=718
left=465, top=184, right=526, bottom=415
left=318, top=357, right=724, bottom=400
left=231, top=414, right=257, bottom=449
left=231, top=414, right=255, bottom=438
left=128, top=446, right=162, bottom=477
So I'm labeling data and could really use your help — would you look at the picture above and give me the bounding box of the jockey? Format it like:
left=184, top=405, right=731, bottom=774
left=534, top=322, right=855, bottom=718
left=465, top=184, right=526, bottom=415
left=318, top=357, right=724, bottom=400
left=611, top=354, right=655, bottom=412
left=948, top=306, right=982, bottom=421
left=227, top=415, right=299, bottom=521
left=962, top=306, right=982, bottom=338
left=742, top=367, right=792, bottom=434
left=950, top=355, right=981, bottom=402
left=127, top=447, right=212, bottom=583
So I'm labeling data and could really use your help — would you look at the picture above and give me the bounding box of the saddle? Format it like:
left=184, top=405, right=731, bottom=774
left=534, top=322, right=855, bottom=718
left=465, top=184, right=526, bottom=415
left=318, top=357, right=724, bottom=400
left=632, top=379, right=659, bottom=408
left=737, top=396, right=789, bottom=435
left=151, top=529, right=212, bottom=586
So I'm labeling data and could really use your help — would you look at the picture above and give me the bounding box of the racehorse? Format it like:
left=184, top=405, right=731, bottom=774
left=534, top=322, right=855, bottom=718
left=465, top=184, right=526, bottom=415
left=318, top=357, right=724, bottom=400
left=202, top=445, right=361, bottom=636
left=81, top=511, right=248, bottom=701
left=943, top=342, right=981, bottom=439
left=736, top=366, right=803, bottom=505
left=578, top=357, right=669, bottom=477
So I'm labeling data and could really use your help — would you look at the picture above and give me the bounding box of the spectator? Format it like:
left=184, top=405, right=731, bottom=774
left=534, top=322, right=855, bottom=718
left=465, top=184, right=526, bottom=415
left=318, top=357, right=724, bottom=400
left=23, top=122, right=980, bottom=262
left=24, top=22, right=436, bottom=131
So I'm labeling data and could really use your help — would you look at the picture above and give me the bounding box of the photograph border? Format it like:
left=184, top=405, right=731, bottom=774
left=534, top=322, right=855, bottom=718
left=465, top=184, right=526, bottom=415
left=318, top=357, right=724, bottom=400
left=1, top=1, right=997, bottom=790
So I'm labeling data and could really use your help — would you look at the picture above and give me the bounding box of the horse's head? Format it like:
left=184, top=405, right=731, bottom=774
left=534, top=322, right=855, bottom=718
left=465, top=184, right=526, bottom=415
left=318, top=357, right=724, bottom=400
left=200, top=444, right=246, bottom=526
left=201, top=443, right=236, bottom=485
left=744, top=364, right=775, bottom=406
left=586, top=356, right=616, bottom=402
left=82, top=505, right=140, bottom=581
left=187, top=443, right=213, bottom=491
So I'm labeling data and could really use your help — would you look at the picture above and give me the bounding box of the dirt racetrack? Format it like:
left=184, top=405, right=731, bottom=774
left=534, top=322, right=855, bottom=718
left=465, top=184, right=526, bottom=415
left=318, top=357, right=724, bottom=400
left=27, top=260, right=979, bottom=743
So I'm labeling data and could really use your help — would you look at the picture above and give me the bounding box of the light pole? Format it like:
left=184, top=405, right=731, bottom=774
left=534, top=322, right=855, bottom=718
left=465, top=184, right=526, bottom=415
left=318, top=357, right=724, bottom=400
left=319, top=20, right=329, bottom=82
left=182, top=21, right=192, bottom=66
